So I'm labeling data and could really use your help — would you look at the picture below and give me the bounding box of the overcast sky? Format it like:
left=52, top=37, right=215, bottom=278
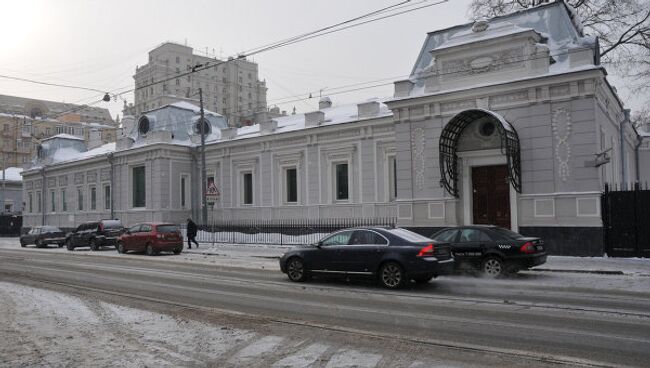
left=0, top=0, right=640, bottom=120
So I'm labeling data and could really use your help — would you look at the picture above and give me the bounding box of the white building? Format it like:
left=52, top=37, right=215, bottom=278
left=21, top=2, right=648, bottom=255
left=129, top=42, right=274, bottom=127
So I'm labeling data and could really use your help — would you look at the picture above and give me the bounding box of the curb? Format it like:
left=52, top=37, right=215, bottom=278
left=532, top=268, right=624, bottom=275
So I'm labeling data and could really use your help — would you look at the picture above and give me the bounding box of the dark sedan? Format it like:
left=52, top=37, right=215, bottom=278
left=431, top=225, right=547, bottom=277
left=279, top=227, right=454, bottom=289
left=20, top=226, right=66, bottom=248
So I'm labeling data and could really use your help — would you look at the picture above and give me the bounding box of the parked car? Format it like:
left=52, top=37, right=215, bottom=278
left=66, top=219, right=124, bottom=251
left=117, top=223, right=183, bottom=256
left=279, top=227, right=454, bottom=289
left=430, top=225, right=547, bottom=277
left=20, top=226, right=66, bottom=248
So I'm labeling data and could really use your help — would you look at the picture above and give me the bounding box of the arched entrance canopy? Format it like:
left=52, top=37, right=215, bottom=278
left=439, top=109, right=521, bottom=197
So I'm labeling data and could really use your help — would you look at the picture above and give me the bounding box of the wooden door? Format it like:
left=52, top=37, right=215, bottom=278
left=472, top=165, right=511, bottom=229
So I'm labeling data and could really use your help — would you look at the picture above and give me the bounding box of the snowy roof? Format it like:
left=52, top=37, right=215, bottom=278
left=407, top=1, right=595, bottom=94
left=0, top=167, right=23, bottom=181
left=228, top=98, right=392, bottom=141
left=42, top=133, right=84, bottom=142
left=127, top=102, right=228, bottom=147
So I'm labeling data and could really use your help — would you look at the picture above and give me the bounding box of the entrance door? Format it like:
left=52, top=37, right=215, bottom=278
left=472, top=165, right=510, bottom=229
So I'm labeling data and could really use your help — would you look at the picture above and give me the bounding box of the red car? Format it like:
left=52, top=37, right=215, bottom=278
left=117, top=223, right=183, bottom=256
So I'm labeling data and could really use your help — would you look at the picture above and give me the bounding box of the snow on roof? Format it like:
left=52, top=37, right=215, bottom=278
left=167, top=101, right=222, bottom=117
left=402, top=1, right=598, bottom=100
left=434, top=23, right=536, bottom=52
left=52, top=142, right=116, bottom=165
left=0, top=167, right=23, bottom=181
left=43, top=133, right=84, bottom=142
left=228, top=98, right=392, bottom=141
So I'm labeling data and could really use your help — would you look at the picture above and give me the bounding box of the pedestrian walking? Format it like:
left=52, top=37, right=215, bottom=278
left=187, top=218, right=199, bottom=249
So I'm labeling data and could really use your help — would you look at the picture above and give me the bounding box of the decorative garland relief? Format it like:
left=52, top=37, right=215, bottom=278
left=411, top=127, right=426, bottom=190
left=551, top=108, right=572, bottom=181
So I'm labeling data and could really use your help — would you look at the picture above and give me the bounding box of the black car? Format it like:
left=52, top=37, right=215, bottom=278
left=279, top=227, right=454, bottom=289
left=66, top=219, right=124, bottom=251
left=431, top=225, right=547, bottom=277
left=20, top=226, right=66, bottom=248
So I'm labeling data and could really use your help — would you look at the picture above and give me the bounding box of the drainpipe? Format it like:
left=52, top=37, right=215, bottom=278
left=40, top=166, right=46, bottom=226
left=619, top=110, right=630, bottom=186
left=107, top=153, right=115, bottom=219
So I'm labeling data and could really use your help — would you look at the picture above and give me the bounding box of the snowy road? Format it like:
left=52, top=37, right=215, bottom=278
left=1, top=243, right=649, bottom=367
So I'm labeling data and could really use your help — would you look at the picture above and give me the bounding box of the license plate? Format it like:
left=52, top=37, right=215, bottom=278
left=536, top=246, right=543, bottom=251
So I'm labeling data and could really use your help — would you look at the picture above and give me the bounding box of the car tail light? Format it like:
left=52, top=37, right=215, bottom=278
left=417, top=244, right=436, bottom=257
left=520, top=242, right=536, bottom=254
left=99, top=223, right=104, bottom=232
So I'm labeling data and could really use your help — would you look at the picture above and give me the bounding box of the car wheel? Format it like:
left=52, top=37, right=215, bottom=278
left=286, top=257, right=308, bottom=282
left=58, top=242, right=64, bottom=248
left=35, top=239, right=44, bottom=248
left=20, top=239, right=26, bottom=248
left=482, top=256, right=505, bottom=278
left=117, top=242, right=126, bottom=254
left=89, top=239, right=99, bottom=251
left=413, top=275, right=434, bottom=284
left=173, top=246, right=182, bottom=255
left=145, top=244, right=156, bottom=256
left=66, top=240, right=74, bottom=251
left=379, top=261, right=406, bottom=289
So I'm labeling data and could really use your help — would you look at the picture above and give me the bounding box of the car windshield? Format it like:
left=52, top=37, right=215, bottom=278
left=385, top=228, right=433, bottom=243
left=490, top=227, right=524, bottom=239
left=101, top=220, right=122, bottom=229
left=157, top=225, right=179, bottom=233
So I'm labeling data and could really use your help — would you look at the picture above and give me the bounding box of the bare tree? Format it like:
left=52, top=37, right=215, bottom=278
left=468, top=0, right=650, bottom=106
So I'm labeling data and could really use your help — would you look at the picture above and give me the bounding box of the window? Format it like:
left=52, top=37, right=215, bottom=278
left=3, top=124, right=8, bottom=131
left=388, top=155, right=397, bottom=201
left=433, top=229, right=458, bottom=243
left=90, top=186, right=96, bottom=210
left=28, top=192, right=32, bottom=213
left=335, top=163, right=349, bottom=200
left=350, top=230, right=388, bottom=245
left=285, top=168, right=297, bottom=203
left=180, top=175, right=189, bottom=208
left=5, top=203, right=12, bottom=213
left=176, top=78, right=180, bottom=86
left=321, top=230, right=353, bottom=246
left=176, top=56, right=180, bottom=64
left=62, top=189, right=67, bottom=212
left=133, top=166, right=146, bottom=207
left=140, top=224, right=152, bottom=232
left=77, top=187, right=84, bottom=211
left=242, top=172, right=253, bottom=205
left=458, top=229, right=492, bottom=243
left=50, top=191, right=55, bottom=212
left=104, top=185, right=111, bottom=210
left=37, top=192, right=41, bottom=213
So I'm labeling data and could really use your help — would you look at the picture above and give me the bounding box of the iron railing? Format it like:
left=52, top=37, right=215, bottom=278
left=182, top=217, right=396, bottom=246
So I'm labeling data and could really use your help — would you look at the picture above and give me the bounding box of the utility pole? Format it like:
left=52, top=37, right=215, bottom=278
left=199, top=88, right=208, bottom=225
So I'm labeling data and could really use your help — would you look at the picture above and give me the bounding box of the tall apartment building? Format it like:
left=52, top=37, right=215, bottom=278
left=130, top=42, right=272, bottom=126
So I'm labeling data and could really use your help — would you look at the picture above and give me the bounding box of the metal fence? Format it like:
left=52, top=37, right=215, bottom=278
left=602, top=182, right=650, bottom=258
left=182, top=217, right=396, bottom=246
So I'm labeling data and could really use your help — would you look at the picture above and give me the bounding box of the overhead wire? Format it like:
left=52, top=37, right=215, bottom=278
left=124, top=46, right=596, bottom=132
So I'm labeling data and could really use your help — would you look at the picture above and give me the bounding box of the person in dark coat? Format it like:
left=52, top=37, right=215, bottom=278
left=186, top=218, right=199, bottom=249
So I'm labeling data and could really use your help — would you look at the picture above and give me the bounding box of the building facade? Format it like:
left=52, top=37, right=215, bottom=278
left=0, top=167, right=24, bottom=214
left=21, top=3, right=648, bottom=255
left=0, top=113, right=117, bottom=170
left=130, top=42, right=274, bottom=127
